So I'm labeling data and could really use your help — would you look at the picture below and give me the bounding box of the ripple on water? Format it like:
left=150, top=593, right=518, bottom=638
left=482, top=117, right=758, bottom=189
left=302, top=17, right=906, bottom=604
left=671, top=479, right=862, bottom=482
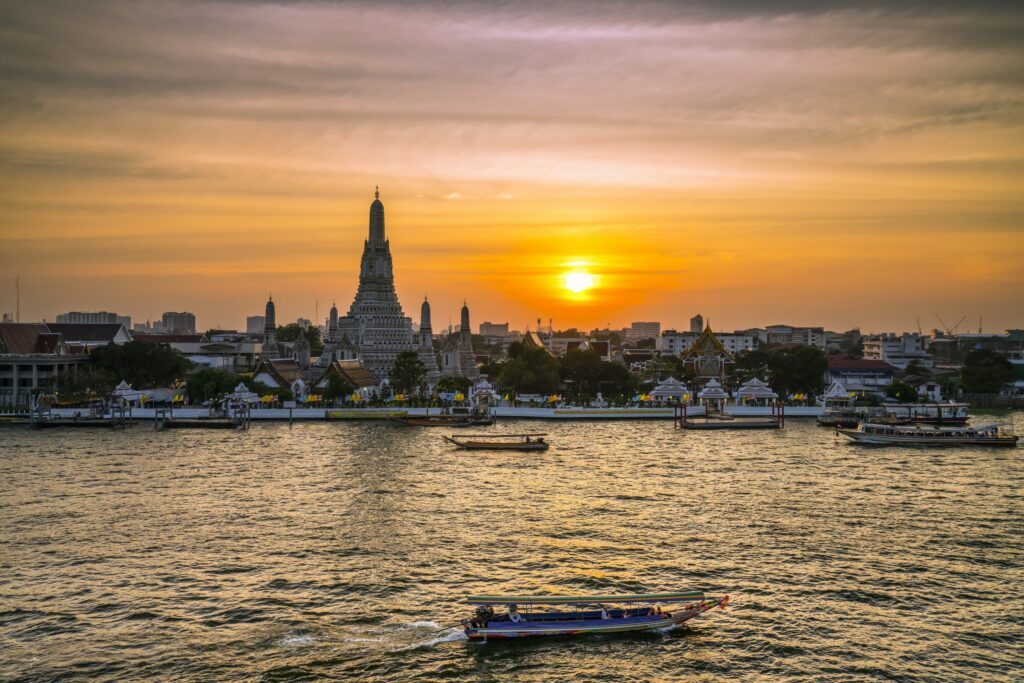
left=0, top=416, right=1022, bottom=681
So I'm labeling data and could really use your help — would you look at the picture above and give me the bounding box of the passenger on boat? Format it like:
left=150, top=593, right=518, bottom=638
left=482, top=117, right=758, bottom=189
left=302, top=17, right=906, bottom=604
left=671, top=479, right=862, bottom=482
left=600, top=607, right=610, bottom=620
left=508, top=604, right=525, bottom=623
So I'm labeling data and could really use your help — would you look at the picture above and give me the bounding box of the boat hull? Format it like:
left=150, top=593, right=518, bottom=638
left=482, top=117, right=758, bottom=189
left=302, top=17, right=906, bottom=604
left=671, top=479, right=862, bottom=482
left=465, top=600, right=722, bottom=641
left=838, top=429, right=1018, bottom=447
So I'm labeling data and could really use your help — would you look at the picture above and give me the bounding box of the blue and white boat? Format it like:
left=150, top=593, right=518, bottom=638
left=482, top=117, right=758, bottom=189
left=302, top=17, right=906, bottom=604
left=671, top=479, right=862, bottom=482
left=461, top=591, right=729, bottom=641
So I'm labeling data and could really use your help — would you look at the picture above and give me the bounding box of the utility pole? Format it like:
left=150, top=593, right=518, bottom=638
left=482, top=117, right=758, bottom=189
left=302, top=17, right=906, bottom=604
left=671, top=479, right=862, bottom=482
left=15, top=275, right=19, bottom=323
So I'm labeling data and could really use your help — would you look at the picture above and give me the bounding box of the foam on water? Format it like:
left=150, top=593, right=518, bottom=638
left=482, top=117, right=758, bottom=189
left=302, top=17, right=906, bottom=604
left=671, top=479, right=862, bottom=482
left=278, top=633, right=317, bottom=648
left=393, top=627, right=468, bottom=651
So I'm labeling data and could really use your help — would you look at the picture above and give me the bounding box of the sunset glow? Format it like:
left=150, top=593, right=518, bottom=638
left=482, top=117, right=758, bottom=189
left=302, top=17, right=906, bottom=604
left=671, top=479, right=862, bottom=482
left=0, top=1, right=1021, bottom=332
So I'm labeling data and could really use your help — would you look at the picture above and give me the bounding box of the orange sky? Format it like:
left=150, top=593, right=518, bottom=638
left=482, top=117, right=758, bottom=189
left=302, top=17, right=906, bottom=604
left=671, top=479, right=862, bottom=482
left=1, top=1, right=1022, bottom=333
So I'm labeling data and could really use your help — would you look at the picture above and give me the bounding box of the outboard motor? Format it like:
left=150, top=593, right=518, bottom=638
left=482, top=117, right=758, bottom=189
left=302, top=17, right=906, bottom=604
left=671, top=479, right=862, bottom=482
left=475, top=604, right=495, bottom=624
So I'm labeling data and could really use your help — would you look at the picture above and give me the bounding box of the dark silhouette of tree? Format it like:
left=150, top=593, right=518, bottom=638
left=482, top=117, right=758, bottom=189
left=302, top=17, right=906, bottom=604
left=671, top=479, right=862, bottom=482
left=961, top=349, right=1012, bottom=393
left=89, top=340, right=192, bottom=389
left=391, top=351, right=427, bottom=394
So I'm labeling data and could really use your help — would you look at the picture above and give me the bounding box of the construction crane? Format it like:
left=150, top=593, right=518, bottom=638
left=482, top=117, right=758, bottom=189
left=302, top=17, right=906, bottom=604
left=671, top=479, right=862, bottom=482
left=934, top=313, right=968, bottom=336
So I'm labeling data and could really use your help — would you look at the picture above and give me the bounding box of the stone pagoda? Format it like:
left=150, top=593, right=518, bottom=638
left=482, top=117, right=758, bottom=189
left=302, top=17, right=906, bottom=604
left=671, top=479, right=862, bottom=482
left=337, top=189, right=418, bottom=379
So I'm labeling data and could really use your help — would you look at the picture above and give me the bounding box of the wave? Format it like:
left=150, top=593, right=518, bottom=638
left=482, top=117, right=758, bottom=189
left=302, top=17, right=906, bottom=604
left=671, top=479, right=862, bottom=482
left=393, top=627, right=467, bottom=651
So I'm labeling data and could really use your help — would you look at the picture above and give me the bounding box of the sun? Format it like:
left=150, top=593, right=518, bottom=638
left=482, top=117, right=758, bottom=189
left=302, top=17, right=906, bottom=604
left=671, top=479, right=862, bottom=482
left=563, top=270, right=595, bottom=294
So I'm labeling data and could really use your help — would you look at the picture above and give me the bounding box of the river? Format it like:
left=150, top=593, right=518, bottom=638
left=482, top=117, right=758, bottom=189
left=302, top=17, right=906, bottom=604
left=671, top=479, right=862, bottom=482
left=1, top=415, right=1022, bottom=681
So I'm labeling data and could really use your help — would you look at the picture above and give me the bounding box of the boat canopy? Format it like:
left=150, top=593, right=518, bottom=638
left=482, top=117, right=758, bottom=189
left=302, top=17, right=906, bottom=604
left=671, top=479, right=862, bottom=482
left=466, top=591, right=706, bottom=605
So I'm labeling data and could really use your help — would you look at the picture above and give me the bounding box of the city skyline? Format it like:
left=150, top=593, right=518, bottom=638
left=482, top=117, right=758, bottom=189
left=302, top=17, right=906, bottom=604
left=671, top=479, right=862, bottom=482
left=1, top=1, right=1022, bottom=332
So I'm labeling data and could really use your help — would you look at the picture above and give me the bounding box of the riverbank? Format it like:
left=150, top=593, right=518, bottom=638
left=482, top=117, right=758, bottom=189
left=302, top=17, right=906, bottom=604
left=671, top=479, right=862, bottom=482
left=35, top=405, right=829, bottom=422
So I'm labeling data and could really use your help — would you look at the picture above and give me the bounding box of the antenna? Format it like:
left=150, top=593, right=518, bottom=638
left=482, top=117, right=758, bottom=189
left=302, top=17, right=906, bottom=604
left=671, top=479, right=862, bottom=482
left=15, top=275, right=19, bottom=323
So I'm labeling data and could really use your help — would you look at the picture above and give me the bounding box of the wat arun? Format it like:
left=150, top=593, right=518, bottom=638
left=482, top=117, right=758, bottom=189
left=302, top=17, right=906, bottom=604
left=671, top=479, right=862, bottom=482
left=333, top=189, right=439, bottom=381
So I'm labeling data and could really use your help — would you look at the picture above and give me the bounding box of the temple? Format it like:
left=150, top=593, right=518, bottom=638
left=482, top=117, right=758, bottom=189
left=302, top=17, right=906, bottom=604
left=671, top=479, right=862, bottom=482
left=336, top=189, right=418, bottom=379
left=441, top=301, right=479, bottom=379
left=681, top=324, right=735, bottom=387
left=416, top=296, right=441, bottom=383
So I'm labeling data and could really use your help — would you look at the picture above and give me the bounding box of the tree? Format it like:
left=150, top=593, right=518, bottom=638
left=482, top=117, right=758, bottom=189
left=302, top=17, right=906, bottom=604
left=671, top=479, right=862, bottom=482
left=498, top=346, right=562, bottom=395
left=766, top=346, right=827, bottom=396
left=322, top=373, right=354, bottom=402
left=436, top=375, right=472, bottom=394
left=186, top=369, right=239, bottom=403
left=599, top=361, right=636, bottom=400
left=884, top=381, right=919, bottom=403
left=89, top=340, right=192, bottom=389
left=734, top=349, right=771, bottom=384
left=391, top=351, right=427, bottom=394
left=561, top=349, right=604, bottom=398
left=961, top=349, right=1013, bottom=394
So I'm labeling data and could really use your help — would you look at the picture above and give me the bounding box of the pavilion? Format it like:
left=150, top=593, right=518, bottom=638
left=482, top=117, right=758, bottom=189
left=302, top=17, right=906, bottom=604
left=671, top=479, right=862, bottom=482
left=735, top=377, right=777, bottom=405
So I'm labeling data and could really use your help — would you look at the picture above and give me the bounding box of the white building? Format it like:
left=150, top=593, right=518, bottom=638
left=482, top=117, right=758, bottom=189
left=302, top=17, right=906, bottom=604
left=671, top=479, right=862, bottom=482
left=56, top=311, right=131, bottom=328
left=161, top=311, right=196, bottom=335
left=660, top=330, right=755, bottom=356
left=862, top=333, right=933, bottom=369
left=766, top=325, right=826, bottom=347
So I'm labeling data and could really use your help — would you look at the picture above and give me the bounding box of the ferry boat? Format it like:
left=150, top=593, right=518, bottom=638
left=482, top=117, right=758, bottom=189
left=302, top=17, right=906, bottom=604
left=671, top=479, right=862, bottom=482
left=461, top=591, right=729, bottom=641
left=838, top=422, right=1018, bottom=447
left=881, top=402, right=969, bottom=425
left=817, top=407, right=910, bottom=428
left=444, top=433, right=549, bottom=451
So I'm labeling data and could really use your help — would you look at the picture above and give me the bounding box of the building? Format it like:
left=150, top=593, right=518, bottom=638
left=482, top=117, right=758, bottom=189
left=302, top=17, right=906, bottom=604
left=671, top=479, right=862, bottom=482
left=416, top=297, right=441, bottom=384
left=336, top=189, right=418, bottom=379
left=626, top=321, right=661, bottom=342
left=246, top=316, right=266, bottom=335
left=134, top=333, right=260, bottom=372
left=660, top=330, right=755, bottom=356
left=824, top=356, right=898, bottom=394
left=46, top=323, right=132, bottom=349
left=689, top=314, right=703, bottom=334
left=441, top=302, right=479, bottom=379
left=681, top=326, right=735, bottom=387
left=161, top=311, right=196, bottom=335
left=0, top=323, right=89, bottom=408
left=765, top=325, right=826, bottom=347
left=862, top=333, right=933, bottom=369
left=56, top=311, right=131, bottom=328
left=259, top=296, right=285, bottom=361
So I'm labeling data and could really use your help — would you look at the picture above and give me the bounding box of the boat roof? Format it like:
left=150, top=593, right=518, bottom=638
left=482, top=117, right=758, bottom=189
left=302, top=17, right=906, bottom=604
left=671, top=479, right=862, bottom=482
left=862, top=422, right=1003, bottom=431
left=466, top=591, right=705, bottom=605
left=452, top=433, right=547, bottom=438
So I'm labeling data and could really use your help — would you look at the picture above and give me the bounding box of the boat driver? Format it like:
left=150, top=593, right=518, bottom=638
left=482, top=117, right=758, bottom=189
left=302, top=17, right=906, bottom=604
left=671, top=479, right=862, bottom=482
left=508, top=604, right=525, bottom=623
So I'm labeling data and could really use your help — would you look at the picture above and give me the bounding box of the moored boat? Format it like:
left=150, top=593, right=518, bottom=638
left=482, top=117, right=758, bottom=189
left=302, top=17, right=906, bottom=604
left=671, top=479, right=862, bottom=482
left=838, top=422, right=1018, bottom=447
left=444, top=433, right=549, bottom=451
left=461, top=591, right=729, bottom=641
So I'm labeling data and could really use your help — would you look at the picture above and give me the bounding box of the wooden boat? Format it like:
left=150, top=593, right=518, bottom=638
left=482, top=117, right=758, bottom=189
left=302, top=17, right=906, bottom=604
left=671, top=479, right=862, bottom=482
left=391, top=407, right=495, bottom=427
left=838, top=422, right=1018, bottom=447
left=462, top=591, right=729, bottom=641
left=444, top=433, right=549, bottom=451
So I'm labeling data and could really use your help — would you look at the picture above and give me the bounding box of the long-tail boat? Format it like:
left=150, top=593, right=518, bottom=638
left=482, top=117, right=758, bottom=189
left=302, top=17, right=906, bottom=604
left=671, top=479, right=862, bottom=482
left=461, top=591, right=729, bottom=641
left=443, top=433, right=549, bottom=451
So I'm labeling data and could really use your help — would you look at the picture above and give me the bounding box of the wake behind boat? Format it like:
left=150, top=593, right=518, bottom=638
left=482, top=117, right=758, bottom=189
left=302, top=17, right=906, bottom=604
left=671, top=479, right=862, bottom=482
left=838, top=421, right=1018, bottom=447
left=444, top=433, right=549, bottom=451
left=461, top=591, right=729, bottom=641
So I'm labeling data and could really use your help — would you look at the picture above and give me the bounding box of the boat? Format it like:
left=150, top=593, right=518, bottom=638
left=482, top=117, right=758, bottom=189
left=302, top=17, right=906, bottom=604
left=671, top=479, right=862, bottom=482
left=880, top=402, right=969, bottom=425
left=444, top=433, right=549, bottom=451
left=390, top=406, right=494, bottom=427
left=838, top=422, right=1018, bottom=447
left=817, top=407, right=911, bottom=428
left=462, top=591, right=729, bottom=641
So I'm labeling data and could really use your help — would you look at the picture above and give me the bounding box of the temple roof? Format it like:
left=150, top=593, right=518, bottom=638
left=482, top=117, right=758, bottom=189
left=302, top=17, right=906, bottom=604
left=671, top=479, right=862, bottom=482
left=681, top=325, right=732, bottom=360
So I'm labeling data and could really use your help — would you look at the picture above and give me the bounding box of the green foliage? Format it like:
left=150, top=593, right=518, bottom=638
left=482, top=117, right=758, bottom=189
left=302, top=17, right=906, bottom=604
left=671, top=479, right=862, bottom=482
left=89, top=340, right=192, bottom=389
left=884, top=381, right=919, bottom=403
left=839, top=334, right=864, bottom=359
left=435, top=375, right=472, bottom=395
left=645, top=355, right=683, bottom=382
left=185, top=369, right=285, bottom=402
left=322, top=373, right=354, bottom=401
left=636, top=337, right=657, bottom=349
left=599, top=361, right=636, bottom=399
left=961, top=349, right=1013, bottom=393
left=766, top=346, right=827, bottom=396
left=734, top=349, right=771, bottom=384
left=276, top=323, right=324, bottom=355
left=498, top=346, right=562, bottom=395
left=561, top=349, right=604, bottom=397
left=391, top=351, right=427, bottom=394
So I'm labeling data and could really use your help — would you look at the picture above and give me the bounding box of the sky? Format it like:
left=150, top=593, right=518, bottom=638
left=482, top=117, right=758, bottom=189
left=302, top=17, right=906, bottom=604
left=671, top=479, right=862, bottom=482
left=1, top=0, right=1022, bottom=334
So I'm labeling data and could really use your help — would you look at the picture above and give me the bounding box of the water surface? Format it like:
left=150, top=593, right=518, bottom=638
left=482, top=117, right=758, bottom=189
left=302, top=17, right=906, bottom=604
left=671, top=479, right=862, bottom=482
left=1, top=415, right=1022, bottom=681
